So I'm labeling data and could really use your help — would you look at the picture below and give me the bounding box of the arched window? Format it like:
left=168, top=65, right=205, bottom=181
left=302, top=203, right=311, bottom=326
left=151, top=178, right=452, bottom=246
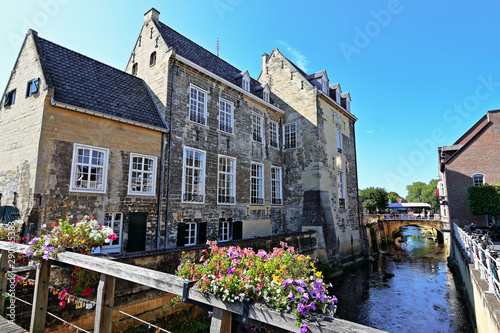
left=132, top=63, right=138, bottom=76
left=472, top=173, right=485, bottom=186
left=150, top=52, right=157, bottom=66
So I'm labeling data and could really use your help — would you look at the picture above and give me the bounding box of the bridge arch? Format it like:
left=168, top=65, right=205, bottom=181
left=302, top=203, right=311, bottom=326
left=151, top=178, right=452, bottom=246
left=374, top=216, right=447, bottom=244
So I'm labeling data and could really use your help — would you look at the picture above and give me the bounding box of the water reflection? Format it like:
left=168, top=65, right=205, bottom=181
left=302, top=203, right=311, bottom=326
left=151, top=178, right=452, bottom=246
left=330, top=226, right=473, bottom=333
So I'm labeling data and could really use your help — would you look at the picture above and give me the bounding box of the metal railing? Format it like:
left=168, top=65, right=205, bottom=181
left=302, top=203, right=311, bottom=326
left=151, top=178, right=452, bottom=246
left=454, top=224, right=500, bottom=300
left=381, top=213, right=442, bottom=221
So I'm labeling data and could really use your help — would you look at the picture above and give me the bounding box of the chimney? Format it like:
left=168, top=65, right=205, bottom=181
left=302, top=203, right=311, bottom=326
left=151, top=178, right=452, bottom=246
left=144, top=8, right=160, bottom=24
left=262, top=53, right=269, bottom=73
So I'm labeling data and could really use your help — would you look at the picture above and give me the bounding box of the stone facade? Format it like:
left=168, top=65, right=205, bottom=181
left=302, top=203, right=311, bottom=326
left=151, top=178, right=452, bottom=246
left=1, top=8, right=365, bottom=264
left=438, top=110, right=500, bottom=226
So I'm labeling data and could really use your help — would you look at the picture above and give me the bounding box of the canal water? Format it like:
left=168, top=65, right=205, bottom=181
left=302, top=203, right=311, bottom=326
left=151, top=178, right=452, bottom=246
left=330, top=226, right=474, bottom=333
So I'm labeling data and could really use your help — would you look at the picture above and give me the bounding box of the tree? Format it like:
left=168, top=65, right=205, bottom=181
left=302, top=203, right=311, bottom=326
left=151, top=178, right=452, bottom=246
left=406, top=180, right=439, bottom=210
left=360, top=187, right=389, bottom=213
left=467, top=184, right=500, bottom=216
left=405, top=182, right=427, bottom=202
left=388, top=191, right=403, bottom=203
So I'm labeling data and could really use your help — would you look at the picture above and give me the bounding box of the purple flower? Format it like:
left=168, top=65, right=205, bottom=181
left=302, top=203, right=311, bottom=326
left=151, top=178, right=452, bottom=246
left=302, top=292, right=309, bottom=303
left=310, top=288, right=320, bottom=298
left=331, top=295, right=338, bottom=303
left=283, top=278, right=293, bottom=290
left=228, top=267, right=235, bottom=275
left=300, top=323, right=309, bottom=333
left=287, top=292, right=294, bottom=302
left=313, top=281, right=322, bottom=288
left=208, top=311, right=212, bottom=318
left=327, top=301, right=335, bottom=311
left=317, top=291, right=327, bottom=303
left=309, top=302, right=316, bottom=311
left=296, top=286, right=305, bottom=293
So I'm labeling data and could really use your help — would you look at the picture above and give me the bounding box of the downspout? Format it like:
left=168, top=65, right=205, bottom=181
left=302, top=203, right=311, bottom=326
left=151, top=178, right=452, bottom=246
left=156, top=131, right=165, bottom=249
left=164, top=57, right=176, bottom=249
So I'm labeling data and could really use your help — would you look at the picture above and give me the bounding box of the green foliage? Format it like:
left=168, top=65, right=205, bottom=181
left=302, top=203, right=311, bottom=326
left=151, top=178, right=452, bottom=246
left=388, top=191, right=403, bottom=203
left=467, top=184, right=500, bottom=216
left=129, top=308, right=211, bottom=333
left=406, top=179, right=439, bottom=209
left=360, top=187, right=389, bottom=213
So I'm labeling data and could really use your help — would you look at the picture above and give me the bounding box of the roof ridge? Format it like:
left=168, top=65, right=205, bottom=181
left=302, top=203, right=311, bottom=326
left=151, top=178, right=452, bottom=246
left=453, top=114, right=488, bottom=145
left=37, top=36, right=145, bottom=83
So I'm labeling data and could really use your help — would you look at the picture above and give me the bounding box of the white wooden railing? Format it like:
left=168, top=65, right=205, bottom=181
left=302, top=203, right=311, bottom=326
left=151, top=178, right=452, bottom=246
left=0, top=241, right=386, bottom=333
left=454, top=223, right=500, bottom=299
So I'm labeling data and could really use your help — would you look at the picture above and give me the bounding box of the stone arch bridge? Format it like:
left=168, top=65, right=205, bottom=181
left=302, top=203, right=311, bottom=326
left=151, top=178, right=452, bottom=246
left=365, top=214, right=450, bottom=244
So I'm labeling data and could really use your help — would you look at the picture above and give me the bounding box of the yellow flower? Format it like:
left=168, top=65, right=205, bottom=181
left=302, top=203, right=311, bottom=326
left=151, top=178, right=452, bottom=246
left=316, top=271, right=322, bottom=278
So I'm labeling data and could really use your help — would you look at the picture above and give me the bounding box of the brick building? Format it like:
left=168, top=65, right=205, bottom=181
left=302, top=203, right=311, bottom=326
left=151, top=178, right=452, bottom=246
left=0, top=8, right=364, bottom=263
left=438, top=109, right=500, bottom=226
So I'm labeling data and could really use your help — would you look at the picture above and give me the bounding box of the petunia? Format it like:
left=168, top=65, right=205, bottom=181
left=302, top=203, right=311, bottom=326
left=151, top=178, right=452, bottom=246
left=287, top=292, right=294, bottom=302
left=300, top=323, right=309, bottom=333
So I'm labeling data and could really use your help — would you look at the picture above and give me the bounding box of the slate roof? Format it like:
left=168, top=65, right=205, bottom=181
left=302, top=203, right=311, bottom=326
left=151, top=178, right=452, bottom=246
left=155, top=21, right=262, bottom=97
left=32, top=31, right=167, bottom=130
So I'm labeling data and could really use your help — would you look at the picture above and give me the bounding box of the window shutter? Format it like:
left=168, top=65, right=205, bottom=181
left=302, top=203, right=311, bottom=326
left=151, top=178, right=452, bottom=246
left=176, top=222, right=186, bottom=247
left=198, top=222, right=207, bottom=245
left=233, top=221, right=243, bottom=240
left=4, top=93, right=10, bottom=106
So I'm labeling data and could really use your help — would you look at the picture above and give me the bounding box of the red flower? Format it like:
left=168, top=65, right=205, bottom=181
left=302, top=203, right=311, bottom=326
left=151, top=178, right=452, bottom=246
left=59, top=301, right=66, bottom=307
left=52, top=222, right=57, bottom=227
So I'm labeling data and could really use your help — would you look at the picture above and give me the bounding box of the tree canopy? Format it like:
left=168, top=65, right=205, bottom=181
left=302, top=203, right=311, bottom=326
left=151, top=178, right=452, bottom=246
left=467, top=184, right=500, bottom=216
left=360, top=187, right=389, bottom=213
left=406, top=179, right=439, bottom=209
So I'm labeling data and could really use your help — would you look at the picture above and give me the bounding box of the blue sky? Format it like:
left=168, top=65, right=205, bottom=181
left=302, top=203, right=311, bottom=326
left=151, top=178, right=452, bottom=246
left=1, top=1, right=499, bottom=197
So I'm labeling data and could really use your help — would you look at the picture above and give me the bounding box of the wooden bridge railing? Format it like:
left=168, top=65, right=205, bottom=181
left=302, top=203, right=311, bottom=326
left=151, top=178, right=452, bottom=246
left=0, top=241, right=386, bottom=333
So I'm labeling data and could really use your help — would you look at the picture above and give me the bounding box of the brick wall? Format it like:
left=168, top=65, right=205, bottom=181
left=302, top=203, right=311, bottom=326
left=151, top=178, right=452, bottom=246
left=444, top=111, right=500, bottom=226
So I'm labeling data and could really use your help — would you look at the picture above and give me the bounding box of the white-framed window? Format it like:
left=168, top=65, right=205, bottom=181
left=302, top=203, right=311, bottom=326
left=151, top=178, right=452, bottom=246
left=338, top=171, right=346, bottom=209
left=252, top=113, right=263, bottom=143
left=218, top=155, right=236, bottom=205
left=189, top=85, right=207, bottom=125
left=337, top=129, right=343, bottom=154
left=271, top=166, right=282, bottom=205
left=263, top=89, right=270, bottom=103
left=219, top=98, right=233, bottom=134
left=70, top=144, right=109, bottom=193
left=220, top=220, right=230, bottom=242
left=283, top=123, right=297, bottom=149
left=242, top=74, right=250, bottom=92
left=185, top=222, right=197, bottom=245
left=128, top=153, right=157, bottom=196
left=182, top=147, right=206, bottom=203
left=101, top=212, right=123, bottom=254
left=472, top=173, right=485, bottom=186
left=269, top=120, right=279, bottom=148
left=250, top=162, right=264, bottom=205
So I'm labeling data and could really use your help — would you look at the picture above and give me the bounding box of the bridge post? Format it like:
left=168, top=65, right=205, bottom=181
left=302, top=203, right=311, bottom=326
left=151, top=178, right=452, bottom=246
left=210, top=307, right=232, bottom=333
left=94, top=274, right=116, bottom=333
left=30, top=259, right=51, bottom=333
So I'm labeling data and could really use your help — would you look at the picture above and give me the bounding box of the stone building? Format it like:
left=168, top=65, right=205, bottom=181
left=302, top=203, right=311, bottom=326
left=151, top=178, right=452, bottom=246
left=0, top=8, right=364, bottom=264
left=438, top=109, right=500, bottom=226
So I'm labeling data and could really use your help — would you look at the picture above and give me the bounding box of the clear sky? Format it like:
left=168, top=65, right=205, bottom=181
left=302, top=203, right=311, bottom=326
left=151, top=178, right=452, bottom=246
left=1, top=0, right=499, bottom=197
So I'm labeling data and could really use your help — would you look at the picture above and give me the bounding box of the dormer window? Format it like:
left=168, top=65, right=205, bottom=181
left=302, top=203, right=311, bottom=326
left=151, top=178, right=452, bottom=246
left=132, top=63, right=138, bottom=76
left=263, top=86, right=270, bottom=103
left=26, top=78, right=40, bottom=97
left=3, top=89, right=16, bottom=107
left=335, top=90, right=340, bottom=103
left=150, top=52, right=157, bottom=66
left=321, top=79, right=327, bottom=93
left=242, top=74, right=250, bottom=92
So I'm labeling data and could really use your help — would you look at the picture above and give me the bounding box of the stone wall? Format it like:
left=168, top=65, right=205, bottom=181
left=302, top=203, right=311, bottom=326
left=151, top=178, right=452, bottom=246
left=0, top=32, right=46, bottom=220
left=34, top=99, right=164, bottom=252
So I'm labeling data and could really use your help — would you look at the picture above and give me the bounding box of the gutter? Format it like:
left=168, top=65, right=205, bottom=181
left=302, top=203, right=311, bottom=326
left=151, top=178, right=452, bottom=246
left=156, top=132, right=165, bottom=249
left=50, top=97, right=169, bottom=133
left=174, top=54, right=285, bottom=115
left=164, top=57, right=176, bottom=249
